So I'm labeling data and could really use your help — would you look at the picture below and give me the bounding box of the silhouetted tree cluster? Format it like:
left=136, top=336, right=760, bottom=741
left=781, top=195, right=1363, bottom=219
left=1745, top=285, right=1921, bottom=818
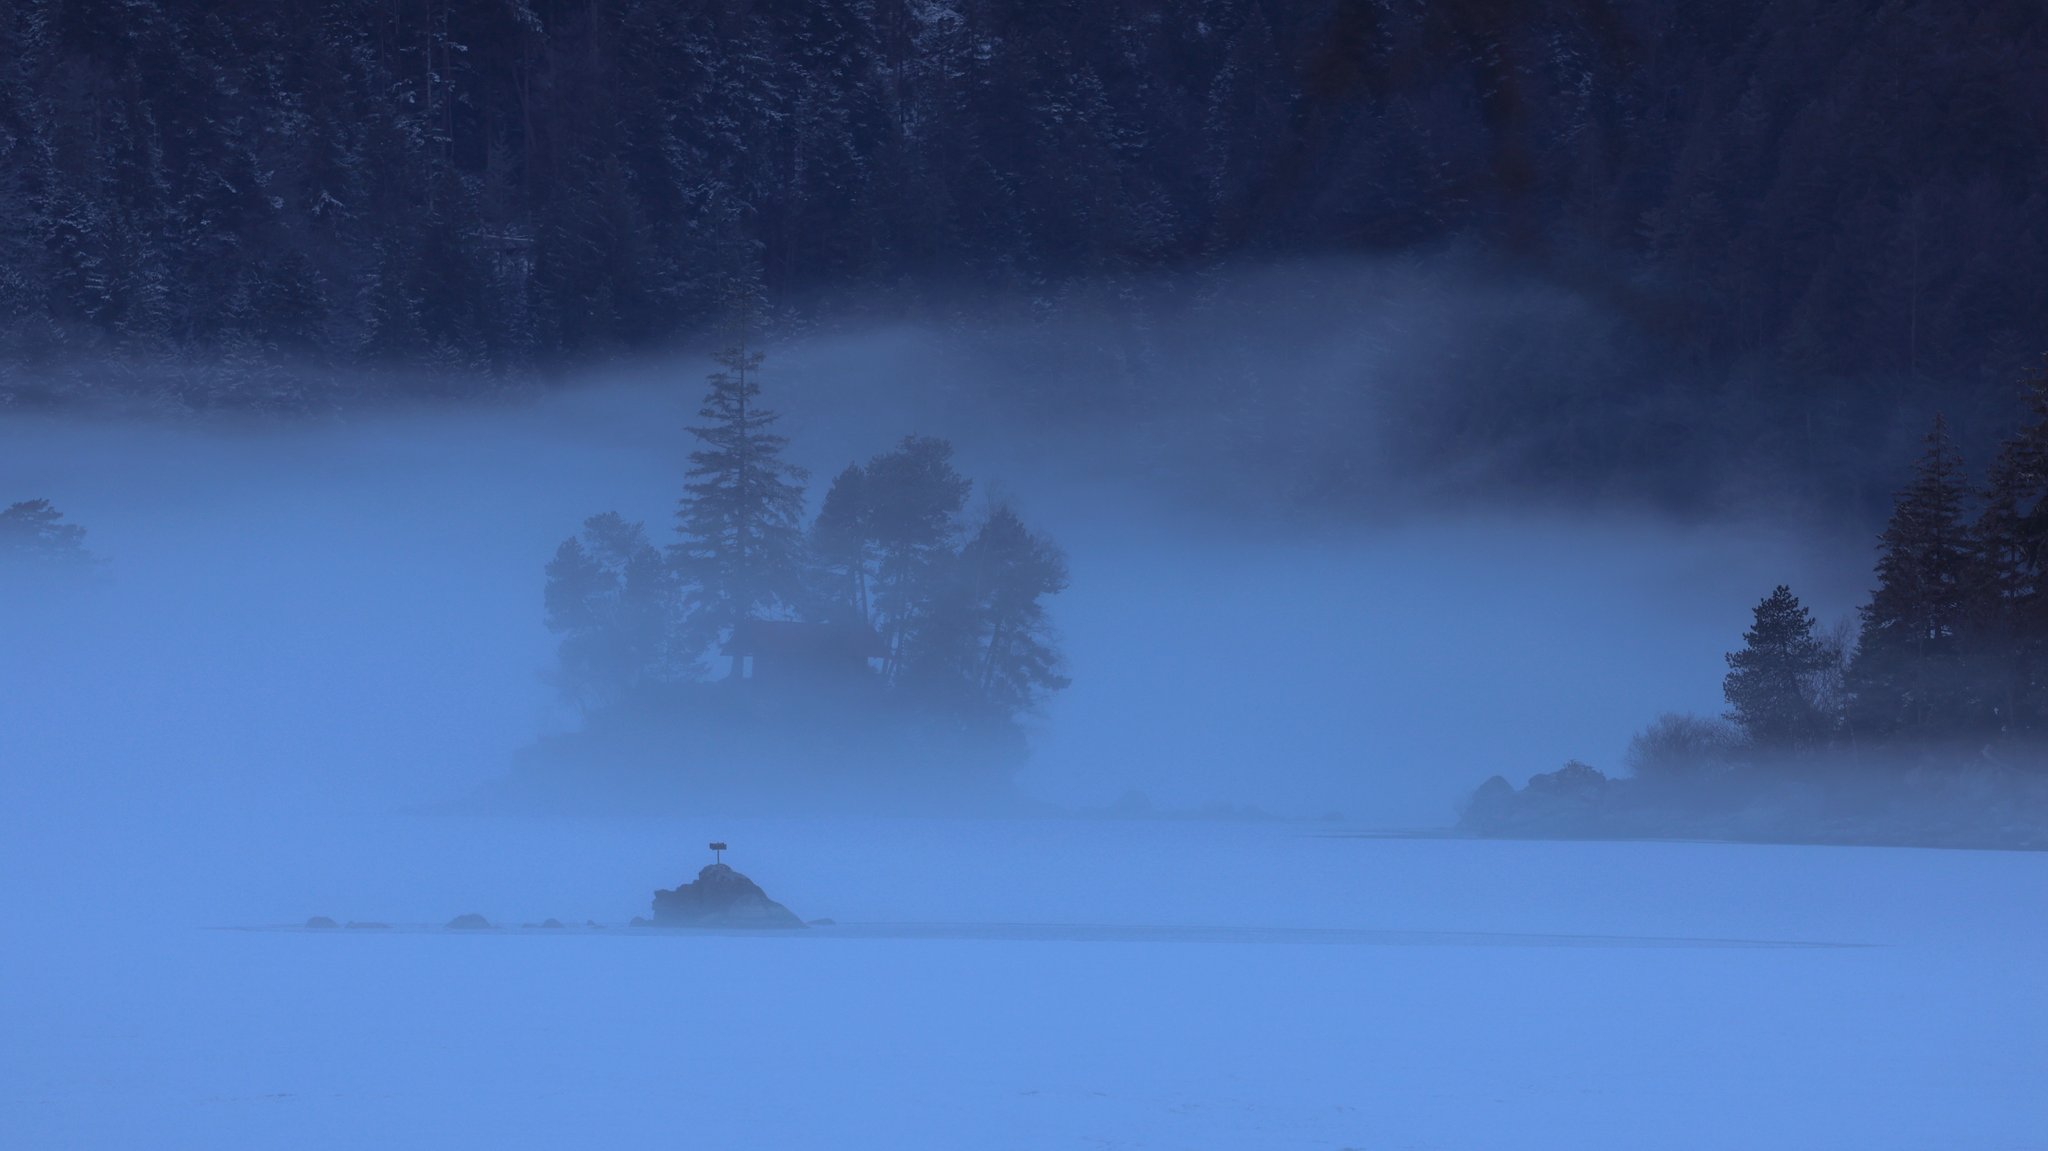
left=3, top=0, right=2043, bottom=442
left=541, top=327, right=1067, bottom=742
left=1462, top=358, right=2048, bottom=846
left=1721, top=366, right=2048, bottom=756
left=808, top=448, right=1071, bottom=716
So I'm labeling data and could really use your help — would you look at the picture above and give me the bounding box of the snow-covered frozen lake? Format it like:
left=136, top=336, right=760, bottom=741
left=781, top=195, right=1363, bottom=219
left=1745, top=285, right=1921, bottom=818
left=4, top=816, right=2042, bottom=1149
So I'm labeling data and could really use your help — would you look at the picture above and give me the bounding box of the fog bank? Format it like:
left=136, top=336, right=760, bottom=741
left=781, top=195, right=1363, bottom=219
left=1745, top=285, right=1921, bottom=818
left=2, top=321, right=1871, bottom=829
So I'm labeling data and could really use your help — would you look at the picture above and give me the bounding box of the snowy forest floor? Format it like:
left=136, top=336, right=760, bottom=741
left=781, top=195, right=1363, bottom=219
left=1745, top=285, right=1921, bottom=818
left=4, top=817, right=2043, bottom=1149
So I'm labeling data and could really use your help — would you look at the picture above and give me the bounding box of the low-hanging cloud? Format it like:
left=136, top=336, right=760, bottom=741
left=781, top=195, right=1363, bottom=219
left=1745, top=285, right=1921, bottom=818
left=0, top=262, right=1881, bottom=842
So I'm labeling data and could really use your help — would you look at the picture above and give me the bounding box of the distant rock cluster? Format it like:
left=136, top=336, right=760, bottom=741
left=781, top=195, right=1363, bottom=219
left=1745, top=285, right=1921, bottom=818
left=301, top=913, right=608, bottom=930
left=298, top=857, right=809, bottom=932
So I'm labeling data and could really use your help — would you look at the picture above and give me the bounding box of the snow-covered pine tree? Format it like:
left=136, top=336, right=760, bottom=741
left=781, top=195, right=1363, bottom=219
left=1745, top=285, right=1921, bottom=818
left=672, top=279, right=809, bottom=658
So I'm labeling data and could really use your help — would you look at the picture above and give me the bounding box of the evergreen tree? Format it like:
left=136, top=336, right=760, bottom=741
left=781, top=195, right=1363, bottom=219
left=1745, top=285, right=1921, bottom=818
left=542, top=534, right=618, bottom=708
left=862, top=434, right=970, bottom=682
left=1723, top=585, right=1828, bottom=748
left=543, top=512, right=677, bottom=708
left=544, top=535, right=613, bottom=634
left=671, top=289, right=808, bottom=654
left=616, top=538, right=683, bottom=686
left=1970, top=359, right=2048, bottom=733
left=959, top=503, right=1071, bottom=716
left=808, top=462, right=875, bottom=624
left=1849, top=415, right=1980, bottom=737
left=1200, top=1, right=1292, bottom=254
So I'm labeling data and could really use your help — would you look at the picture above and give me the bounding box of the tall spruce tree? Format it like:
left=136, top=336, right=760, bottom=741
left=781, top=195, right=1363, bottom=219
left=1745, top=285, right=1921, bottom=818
left=1849, top=415, right=1980, bottom=737
left=1971, top=359, right=2048, bottom=733
left=671, top=284, right=809, bottom=653
left=1723, top=585, right=1828, bottom=748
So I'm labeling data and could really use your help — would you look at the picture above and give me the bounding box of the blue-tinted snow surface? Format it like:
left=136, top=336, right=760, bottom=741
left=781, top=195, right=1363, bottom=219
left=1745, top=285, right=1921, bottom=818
left=3, top=816, right=2042, bottom=1149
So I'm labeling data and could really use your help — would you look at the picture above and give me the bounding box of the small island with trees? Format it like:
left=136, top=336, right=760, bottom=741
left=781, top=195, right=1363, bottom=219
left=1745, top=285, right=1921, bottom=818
left=1464, top=366, right=2048, bottom=850
left=503, top=296, right=1070, bottom=811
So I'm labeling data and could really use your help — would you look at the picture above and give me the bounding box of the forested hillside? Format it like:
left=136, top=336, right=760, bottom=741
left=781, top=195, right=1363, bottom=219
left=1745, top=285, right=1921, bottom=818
left=3, top=0, right=2044, bottom=495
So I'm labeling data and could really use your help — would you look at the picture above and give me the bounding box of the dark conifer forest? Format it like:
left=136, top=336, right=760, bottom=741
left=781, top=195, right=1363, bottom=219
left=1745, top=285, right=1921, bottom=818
left=4, top=0, right=2045, bottom=510
left=1465, top=374, right=2048, bottom=847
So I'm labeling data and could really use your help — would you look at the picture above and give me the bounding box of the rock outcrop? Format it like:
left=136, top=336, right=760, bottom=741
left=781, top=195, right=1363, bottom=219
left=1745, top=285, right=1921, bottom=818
left=651, top=863, right=804, bottom=929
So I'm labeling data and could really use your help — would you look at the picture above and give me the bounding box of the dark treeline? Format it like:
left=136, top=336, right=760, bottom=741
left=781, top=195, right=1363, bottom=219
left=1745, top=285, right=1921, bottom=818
left=4, top=0, right=2045, bottom=473
left=524, top=303, right=1068, bottom=803
left=1718, top=390, right=2048, bottom=753
left=1467, top=365, right=2048, bottom=847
